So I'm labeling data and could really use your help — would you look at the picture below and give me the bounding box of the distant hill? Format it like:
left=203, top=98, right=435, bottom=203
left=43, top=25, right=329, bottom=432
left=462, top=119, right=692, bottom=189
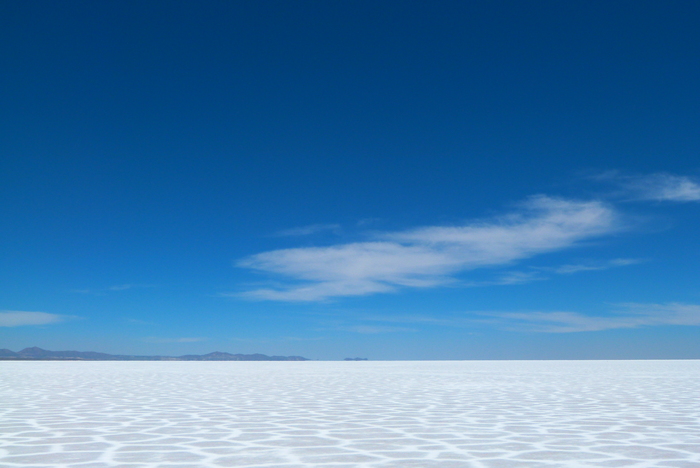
left=0, top=347, right=309, bottom=361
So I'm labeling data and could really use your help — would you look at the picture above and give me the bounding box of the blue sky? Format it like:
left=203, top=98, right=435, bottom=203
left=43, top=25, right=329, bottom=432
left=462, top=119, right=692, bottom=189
left=1, top=1, right=699, bottom=359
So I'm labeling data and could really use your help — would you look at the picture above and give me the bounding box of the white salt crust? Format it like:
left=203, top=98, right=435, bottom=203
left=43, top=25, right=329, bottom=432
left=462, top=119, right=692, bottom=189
left=1, top=360, right=699, bottom=467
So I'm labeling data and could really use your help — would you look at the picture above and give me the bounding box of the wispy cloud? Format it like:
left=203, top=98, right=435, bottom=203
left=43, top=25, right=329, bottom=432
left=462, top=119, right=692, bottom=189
left=273, top=224, right=341, bottom=237
left=475, top=303, right=700, bottom=333
left=347, top=303, right=700, bottom=333
left=549, top=258, right=643, bottom=275
left=72, top=284, right=154, bottom=295
left=360, top=314, right=455, bottom=325
left=0, top=311, right=72, bottom=327
left=460, top=258, right=642, bottom=287
left=463, top=270, right=546, bottom=287
left=597, top=172, right=700, bottom=202
left=234, top=196, right=619, bottom=301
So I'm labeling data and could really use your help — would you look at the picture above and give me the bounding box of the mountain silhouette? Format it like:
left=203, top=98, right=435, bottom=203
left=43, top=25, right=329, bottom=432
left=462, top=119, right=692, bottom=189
left=0, top=347, right=308, bottom=361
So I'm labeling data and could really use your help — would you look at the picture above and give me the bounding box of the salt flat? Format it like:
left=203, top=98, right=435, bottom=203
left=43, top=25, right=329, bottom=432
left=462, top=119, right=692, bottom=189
left=1, top=360, right=699, bottom=468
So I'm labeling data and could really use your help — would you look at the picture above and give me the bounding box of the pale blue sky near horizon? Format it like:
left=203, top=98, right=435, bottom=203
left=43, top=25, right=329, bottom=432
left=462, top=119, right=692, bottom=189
left=1, top=1, right=700, bottom=359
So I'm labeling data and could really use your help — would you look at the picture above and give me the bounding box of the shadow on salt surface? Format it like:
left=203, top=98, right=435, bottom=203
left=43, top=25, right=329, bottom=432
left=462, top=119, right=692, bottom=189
left=1, top=360, right=699, bottom=467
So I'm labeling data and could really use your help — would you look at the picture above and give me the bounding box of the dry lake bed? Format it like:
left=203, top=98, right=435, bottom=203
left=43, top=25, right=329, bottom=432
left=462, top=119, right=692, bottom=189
left=1, top=360, right=699, bottom=468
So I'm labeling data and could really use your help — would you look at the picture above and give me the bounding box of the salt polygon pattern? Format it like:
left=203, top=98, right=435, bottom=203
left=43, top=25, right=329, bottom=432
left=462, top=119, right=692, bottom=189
left=1, top=360, right=699, bottom=467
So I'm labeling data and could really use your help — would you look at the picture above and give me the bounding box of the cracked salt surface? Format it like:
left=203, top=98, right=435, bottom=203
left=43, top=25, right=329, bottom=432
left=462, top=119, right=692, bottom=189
left=1, top=360, right=699, bottom=468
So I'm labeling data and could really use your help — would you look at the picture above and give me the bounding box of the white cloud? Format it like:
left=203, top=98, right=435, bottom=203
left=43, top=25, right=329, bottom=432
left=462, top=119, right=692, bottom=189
left=72, top=284, right=154, bottom=295
left=336, top=303, right=700, bottom=333
left=550, top=258, right=643, bottom=275
left=361, top=314, right=450, bottom=324
left=632, top=174, right=700, bottom=201
left=274, top=224, right=341, bottom=237
left=598, top=172, right=700, bottom=202
left=460, top=258, right=642, bottom=287
left=0, top=311, right=67, bottom=327
left=236, top=196, right=619, bottom=301
left=476, top=303, right=700, bottom=333
left=465, top=270, right=545, bottom=287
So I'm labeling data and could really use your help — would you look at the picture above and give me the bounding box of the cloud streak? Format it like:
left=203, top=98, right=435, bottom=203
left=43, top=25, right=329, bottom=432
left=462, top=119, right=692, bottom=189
left=548, top=258, right=643, bottom=275
left=597, top=172, right=700, bottom=202
left=458, top=258, right=642, bottom=287
left=235, top=196, right=619, bottom=301
left=349, top=303, right=700, bottom=333
left=0, top=311, right=70, bottom=327
left=476, top=303, right=700, bottom=333
left=72, top=284, right=154, bottom=295
left=273, top=224, right=341, bottom=237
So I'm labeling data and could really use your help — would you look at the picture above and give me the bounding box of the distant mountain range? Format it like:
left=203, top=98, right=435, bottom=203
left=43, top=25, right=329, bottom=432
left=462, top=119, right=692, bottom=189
left=0, top=347, right=309, bottom=361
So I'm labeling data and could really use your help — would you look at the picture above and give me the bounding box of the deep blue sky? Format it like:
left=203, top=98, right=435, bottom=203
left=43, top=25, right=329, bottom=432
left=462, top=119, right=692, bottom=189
left=2, top=1, right=699, bottom=359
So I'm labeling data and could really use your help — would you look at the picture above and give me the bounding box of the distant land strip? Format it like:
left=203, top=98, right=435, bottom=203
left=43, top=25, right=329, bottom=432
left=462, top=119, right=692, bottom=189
left=0, top=347, right=309, bottom=361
